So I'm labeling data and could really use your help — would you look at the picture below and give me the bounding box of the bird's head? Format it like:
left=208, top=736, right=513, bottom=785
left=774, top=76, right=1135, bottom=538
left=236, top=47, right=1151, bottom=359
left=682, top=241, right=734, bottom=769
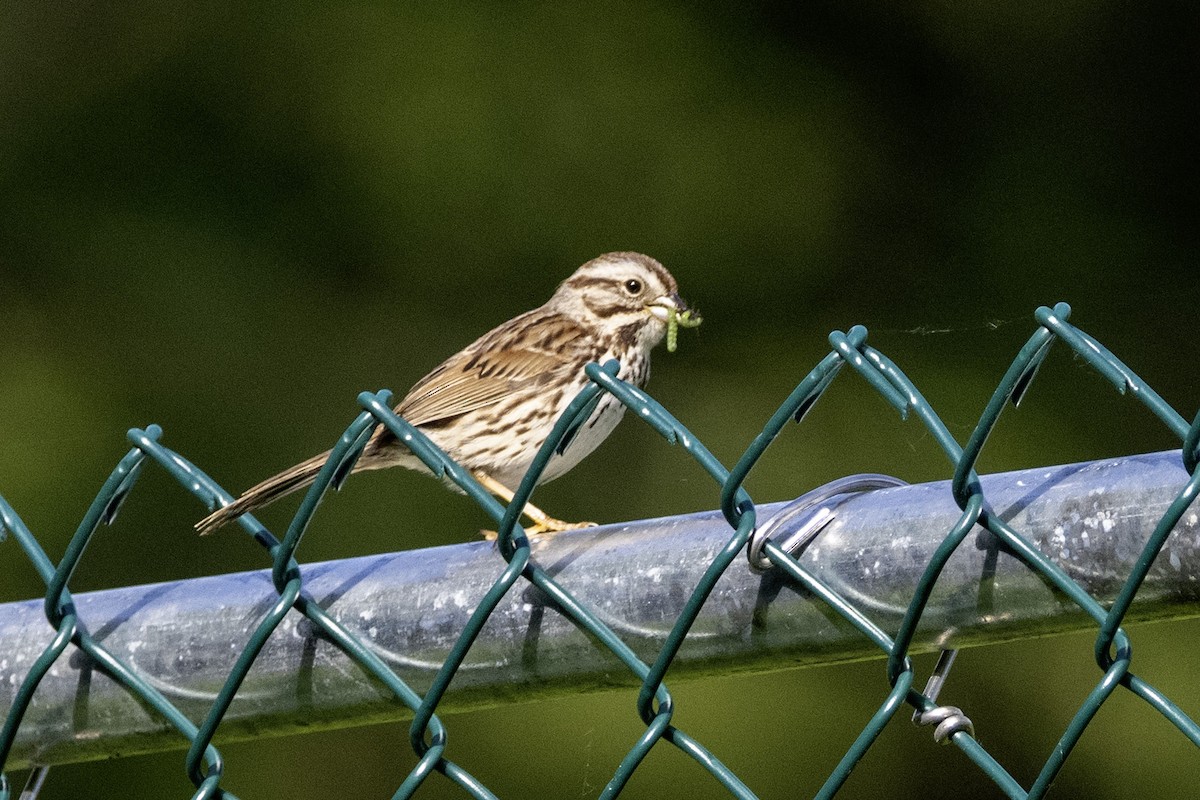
left=551, top=252, right=695, bottom=351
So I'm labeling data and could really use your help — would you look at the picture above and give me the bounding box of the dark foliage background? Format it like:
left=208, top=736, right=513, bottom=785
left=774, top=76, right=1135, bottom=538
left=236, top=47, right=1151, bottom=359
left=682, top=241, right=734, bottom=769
left=2, top=2, right=1197, bottom=797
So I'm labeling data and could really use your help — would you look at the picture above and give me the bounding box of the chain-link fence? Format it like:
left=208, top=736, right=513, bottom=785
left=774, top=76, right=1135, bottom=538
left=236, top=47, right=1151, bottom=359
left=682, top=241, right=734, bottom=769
left=2, top=302, right=1198, bottom=799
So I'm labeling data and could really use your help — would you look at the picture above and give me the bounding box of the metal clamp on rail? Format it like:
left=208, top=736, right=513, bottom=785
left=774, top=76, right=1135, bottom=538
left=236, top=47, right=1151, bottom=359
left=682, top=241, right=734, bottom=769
left=747, top=474, right=909, bottom=573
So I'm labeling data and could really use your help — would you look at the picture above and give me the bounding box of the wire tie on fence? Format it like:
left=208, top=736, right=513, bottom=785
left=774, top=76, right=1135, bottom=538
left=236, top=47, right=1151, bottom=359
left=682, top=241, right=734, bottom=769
left=912, top=648, right=974, bottom=743
left=18, top=766, right=48, bottom=800
left=747, top=474, right=908, bottom=573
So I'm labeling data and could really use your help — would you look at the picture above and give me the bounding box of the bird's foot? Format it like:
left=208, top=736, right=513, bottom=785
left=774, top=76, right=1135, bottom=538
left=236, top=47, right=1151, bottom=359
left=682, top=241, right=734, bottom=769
left=480, top=518, right=597, bottom=541
left=470, top=470, right=598, bottom=540
left=527, top=517, right=598, bottom=535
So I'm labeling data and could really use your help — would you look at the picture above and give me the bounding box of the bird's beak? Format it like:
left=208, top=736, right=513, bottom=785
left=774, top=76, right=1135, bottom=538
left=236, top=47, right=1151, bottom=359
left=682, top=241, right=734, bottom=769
left=647, top=292, right=687, bottom=321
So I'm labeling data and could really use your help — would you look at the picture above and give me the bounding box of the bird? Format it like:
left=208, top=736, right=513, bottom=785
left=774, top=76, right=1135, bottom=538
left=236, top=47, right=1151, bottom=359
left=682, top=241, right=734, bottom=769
left=195, top=252, right=694, bottom=537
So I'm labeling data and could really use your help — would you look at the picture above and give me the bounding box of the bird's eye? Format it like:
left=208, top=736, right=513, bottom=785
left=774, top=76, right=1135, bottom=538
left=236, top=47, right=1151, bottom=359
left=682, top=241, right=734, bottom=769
left=623, top=279, right=643, bottom=295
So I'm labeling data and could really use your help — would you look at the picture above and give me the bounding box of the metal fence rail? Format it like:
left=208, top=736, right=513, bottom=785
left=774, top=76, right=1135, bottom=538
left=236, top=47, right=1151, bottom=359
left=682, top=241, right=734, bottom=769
left=1, top=450, right=1198, bottom=772
left=2, top=302, right=1199, bottom=799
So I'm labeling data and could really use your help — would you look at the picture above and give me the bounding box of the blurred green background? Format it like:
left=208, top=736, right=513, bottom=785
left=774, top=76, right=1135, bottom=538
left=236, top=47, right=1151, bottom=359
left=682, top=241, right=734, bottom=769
left=2, top=1, right=1198, bottom=798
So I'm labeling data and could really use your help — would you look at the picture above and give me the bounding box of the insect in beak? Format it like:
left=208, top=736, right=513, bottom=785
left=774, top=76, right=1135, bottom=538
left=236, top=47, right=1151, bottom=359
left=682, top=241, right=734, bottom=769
left=648, top=294, right=701, bottom=352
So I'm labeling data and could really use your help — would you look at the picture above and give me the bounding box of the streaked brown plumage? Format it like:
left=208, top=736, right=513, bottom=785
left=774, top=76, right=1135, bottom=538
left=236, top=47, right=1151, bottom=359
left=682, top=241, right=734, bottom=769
left=195, top=252, right=689, bottom=535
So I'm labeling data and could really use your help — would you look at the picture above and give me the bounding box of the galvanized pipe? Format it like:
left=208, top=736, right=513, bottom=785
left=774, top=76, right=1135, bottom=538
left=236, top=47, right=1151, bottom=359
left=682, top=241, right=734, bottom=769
left=2, top=450, right=1198, bottom=768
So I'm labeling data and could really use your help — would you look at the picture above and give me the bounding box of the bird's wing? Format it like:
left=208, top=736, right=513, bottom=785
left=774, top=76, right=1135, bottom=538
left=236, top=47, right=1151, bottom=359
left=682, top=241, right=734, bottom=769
left=396, top=323, right=594, bottom=427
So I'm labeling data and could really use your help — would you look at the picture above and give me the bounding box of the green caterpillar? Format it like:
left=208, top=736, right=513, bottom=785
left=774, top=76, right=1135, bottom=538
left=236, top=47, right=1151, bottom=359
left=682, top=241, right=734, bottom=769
left=666, top=307, right=702, bottom=353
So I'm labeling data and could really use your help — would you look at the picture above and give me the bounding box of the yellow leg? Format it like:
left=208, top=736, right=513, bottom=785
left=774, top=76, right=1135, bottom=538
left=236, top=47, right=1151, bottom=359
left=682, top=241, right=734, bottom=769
left=473, top=471, right=597, bottom=537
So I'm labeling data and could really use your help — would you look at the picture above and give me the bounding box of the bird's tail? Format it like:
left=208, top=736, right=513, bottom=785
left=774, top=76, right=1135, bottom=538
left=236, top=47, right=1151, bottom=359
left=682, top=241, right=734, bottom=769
left=195, top=450, right=335, bottom=535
